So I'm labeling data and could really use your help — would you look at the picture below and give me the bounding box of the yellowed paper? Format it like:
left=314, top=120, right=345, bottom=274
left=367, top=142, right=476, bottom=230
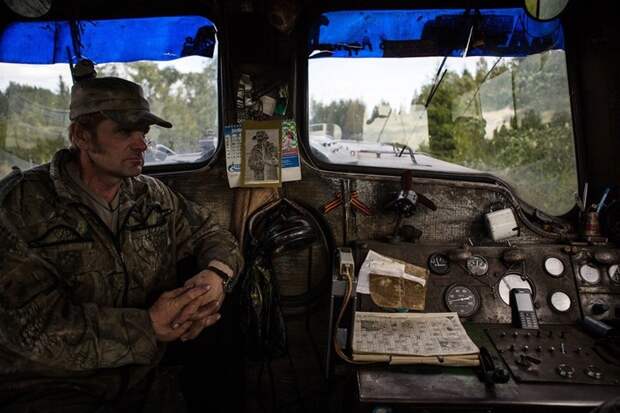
left=352, top=312, right=479, bottom=366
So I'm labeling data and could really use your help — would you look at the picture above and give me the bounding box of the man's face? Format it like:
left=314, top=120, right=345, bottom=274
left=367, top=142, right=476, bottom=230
left=83, top=119, right=150, bottom=179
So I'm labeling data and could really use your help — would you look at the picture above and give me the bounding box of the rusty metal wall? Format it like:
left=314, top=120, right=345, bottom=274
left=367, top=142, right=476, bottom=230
left=283, top=162, right=551, bottom=247
left=159, top=157, right=556, bottom=301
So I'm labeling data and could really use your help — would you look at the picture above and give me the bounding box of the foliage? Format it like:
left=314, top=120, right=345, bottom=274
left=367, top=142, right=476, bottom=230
left=310, top=99, right=365, bottom=140
left=0, top=78, right=69, bottom=169
left=99, top=61, right=217, bottom=152
left=0, top=60, right=218, bottom=176
left=310, top=51, right=577, bottom=215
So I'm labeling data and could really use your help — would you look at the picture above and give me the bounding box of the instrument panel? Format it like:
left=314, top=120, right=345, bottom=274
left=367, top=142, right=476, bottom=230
left=359, top=241, right=620, bottom=326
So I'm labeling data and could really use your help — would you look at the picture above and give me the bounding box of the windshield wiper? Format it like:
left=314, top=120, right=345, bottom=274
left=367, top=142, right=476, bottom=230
left=391, top=143, right=419, bottom=165
left=424, top=55, right=448, bottom=108
left=461, top=56, right=503, bottom=115
left=425, top=9, right=482, bottom=108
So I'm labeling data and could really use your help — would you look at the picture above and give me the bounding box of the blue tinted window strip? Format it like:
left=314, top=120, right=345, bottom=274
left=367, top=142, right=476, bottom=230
left=310, top=8, right=563, bottom=58
left=0, top=16, right=216, bottom=64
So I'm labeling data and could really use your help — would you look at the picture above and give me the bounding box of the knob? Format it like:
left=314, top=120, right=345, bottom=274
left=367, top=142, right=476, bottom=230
left=557, top=364, right=575, bottom=378
left=522, top=345, right=529, bottom=352
left=448, top=247, right=472, bottom=262
left=573, top=250, right=589, bottom=264
left=503, top=248, right=526, bottom=263
left=536, top=345, right=543, bottom=352
left=594, top=250, right=617, bottom=265
left=549, top=346, right=555, bottom=353
left=591, top=303, right=610, bottom=315
left=585, top=365, right=603, bottom=380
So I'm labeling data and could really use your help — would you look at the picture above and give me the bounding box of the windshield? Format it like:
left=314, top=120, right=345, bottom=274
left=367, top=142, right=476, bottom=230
left=308, top=49, right=578, bottom=216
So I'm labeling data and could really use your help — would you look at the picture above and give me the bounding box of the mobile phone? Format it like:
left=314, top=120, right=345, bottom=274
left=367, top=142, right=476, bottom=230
left=510, top=288, right=539, bottom=330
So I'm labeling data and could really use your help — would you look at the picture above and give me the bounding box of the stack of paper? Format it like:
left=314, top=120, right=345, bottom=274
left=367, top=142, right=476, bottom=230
left=357, top=250, right=428, bottom=310
left=352, top=312, right=480, bottom=366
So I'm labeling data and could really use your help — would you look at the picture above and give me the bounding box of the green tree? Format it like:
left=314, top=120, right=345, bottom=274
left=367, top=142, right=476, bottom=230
left=99, top=61, right=218, bottom=152
left=310, top=99, right=366, bottom=140
left=1, top=59, right=218, bottom=178
left=409, top=53, right=576, bottom=215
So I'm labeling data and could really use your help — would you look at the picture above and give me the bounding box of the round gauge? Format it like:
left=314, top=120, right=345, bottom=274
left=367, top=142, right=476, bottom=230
left=579, top=264, right=601, bottom=284
left=498, top=273, right=534, bottom=305
left=549, top=291, right=572, bottom=313
left=544, top=257, right=565, bottom=277
left=466, top=255, right=489, bottom=276
left=444, top=284, right=481, bottom=318
left=428, top=253, right=450, bottom=275
left=608, top=264, right=620, bottom=284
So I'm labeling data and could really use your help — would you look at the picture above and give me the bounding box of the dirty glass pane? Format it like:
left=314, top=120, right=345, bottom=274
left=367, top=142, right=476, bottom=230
left=0, top=53, right=218, bottom=179
left=308, top=50, right=578, bottom=215
left=0, top=63, right=72, bottom=178
left=98, top=53, right=219, bottom=166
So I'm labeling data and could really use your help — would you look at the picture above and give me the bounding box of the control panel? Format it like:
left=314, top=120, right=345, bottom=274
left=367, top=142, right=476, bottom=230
left=567, top=246, right=620, bottom=322
left=487, top=325, right=620, bottom=385
left=347, top=241, right=620, bottom=407
left=359, top=241, right=611, bottom=325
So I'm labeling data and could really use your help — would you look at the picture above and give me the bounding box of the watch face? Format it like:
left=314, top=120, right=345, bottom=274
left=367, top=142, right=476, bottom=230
left=218, top=275, right=234, bottom=293
left=223, top=278, right=234, bottom=292
left=208, top=266, right=234, bottom=292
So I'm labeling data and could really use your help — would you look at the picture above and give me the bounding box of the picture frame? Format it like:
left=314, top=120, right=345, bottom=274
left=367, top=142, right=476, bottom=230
left=240, top=120, right=282, bottom=187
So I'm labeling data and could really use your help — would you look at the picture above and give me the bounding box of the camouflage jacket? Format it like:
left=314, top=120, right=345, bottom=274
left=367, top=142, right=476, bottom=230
left=0, top=149, right=243, bottom=402
left=248, top=141, right=278, bottom=172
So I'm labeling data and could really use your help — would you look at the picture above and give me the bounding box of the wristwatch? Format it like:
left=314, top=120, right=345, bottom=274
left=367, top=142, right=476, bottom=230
left=206, top=265, right=235, bottom=293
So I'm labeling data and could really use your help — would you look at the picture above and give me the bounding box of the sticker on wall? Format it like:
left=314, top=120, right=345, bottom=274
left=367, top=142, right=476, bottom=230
left=224, top=124, right=242, bottom=188
left=281, top=120, right=302, bottom=182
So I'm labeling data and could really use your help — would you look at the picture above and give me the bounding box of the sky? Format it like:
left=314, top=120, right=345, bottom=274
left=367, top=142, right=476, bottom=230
left=309, top=56, right=488, bottom=114
left=0, top=55, right=212, bottom=92
left=1, top=52, right=493, bottom=134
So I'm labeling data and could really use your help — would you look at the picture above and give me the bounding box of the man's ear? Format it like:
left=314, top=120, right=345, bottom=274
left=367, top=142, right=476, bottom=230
left=72, top=125, right=92, bottom=150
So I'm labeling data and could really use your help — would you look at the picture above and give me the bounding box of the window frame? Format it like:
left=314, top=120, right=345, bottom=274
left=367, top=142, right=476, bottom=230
left=296, top=1, right=583, bottom=217
left=0, top=8, right=224, bottom=175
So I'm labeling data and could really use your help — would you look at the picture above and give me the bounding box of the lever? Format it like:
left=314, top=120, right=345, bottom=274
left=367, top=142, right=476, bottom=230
left=384, top=171, right=436, bottom=243
left=478, top=347, right=510, bottom=385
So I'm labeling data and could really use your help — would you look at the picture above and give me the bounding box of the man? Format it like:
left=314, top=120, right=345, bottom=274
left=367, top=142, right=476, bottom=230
left=0, top=77, right=243, bottom=411
left=248, top=130, right=278, bottom=181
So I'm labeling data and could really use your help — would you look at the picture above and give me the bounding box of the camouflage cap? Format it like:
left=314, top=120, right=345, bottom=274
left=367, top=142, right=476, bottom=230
left=253, top=131, right=269, bottom=140
left=69, top=77, right=172, bottom=128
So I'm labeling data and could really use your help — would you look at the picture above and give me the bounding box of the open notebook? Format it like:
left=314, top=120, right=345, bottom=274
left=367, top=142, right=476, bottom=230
left=352, top=312, right=480, bottom=366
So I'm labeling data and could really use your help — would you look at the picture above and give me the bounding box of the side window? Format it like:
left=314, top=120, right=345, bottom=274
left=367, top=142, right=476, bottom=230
left=307, top=9, right=578, bottom=216
left=0, top=63, right=72, bottom=177
left=98, top=55, right=218, bottom=166
left=0, top=16, right=219, bottom=179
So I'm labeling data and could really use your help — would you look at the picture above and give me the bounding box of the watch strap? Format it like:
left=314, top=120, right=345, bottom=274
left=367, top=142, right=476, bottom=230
left=206, top=265, right=234, bottom=292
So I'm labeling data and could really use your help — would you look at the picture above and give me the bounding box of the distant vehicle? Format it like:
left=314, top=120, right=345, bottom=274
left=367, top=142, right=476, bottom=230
left=144, top=139, right=216, bottom=165
left=145, top=143, right=176, bottom=163
left=308, top=123, right=477, bottom=173
left=154, top=144, right=176, bottom=156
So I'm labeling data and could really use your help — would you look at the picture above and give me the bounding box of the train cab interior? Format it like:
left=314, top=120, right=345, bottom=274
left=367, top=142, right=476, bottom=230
left=1, top=0, right=620, bottom=412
